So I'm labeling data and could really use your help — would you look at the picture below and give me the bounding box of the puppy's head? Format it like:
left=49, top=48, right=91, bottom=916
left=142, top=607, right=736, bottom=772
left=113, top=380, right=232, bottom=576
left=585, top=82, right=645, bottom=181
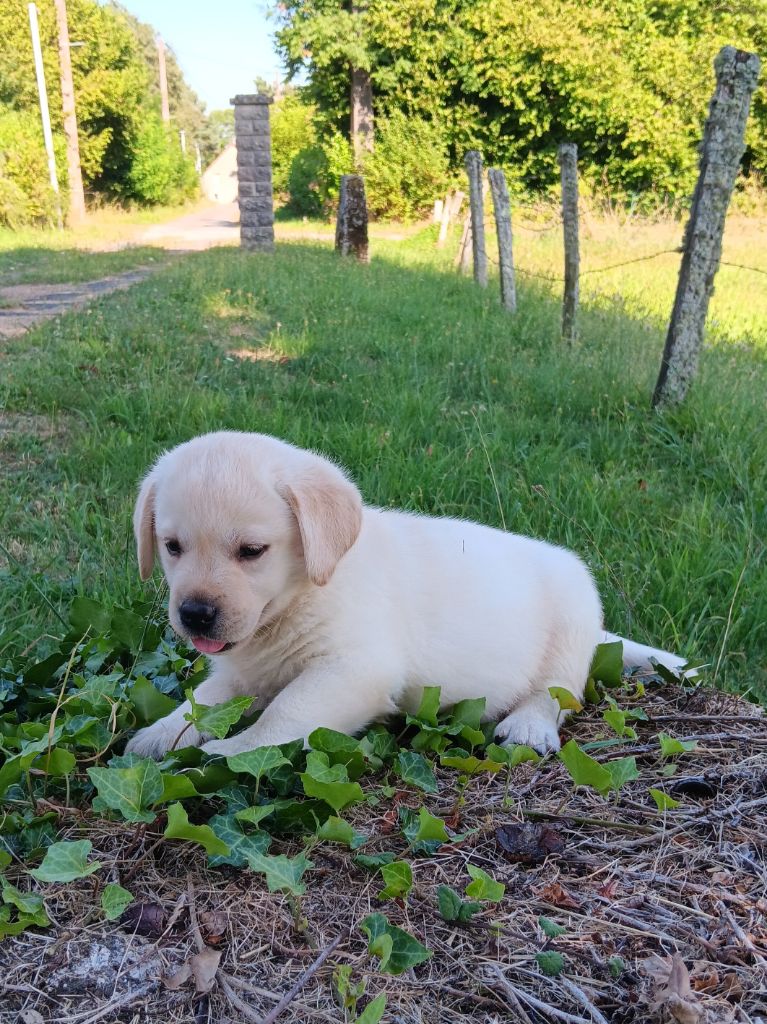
left=134, top=432, right=362, bottom=654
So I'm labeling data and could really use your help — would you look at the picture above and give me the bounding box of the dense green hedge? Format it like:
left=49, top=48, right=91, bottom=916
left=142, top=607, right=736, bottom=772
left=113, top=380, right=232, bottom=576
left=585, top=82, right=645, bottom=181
left=276, top=0, right=767, bottom=207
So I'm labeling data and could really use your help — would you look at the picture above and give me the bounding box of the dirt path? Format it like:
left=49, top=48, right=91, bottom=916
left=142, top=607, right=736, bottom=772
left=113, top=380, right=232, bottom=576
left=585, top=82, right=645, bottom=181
left=0, top=268, right=161, bottom=339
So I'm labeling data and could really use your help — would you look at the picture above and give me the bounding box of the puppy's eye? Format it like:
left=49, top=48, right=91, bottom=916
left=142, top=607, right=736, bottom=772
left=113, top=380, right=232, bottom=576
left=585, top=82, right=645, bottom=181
left=165, top=539, right=182, bottom=556
left=239, top=544, right=268, bottom=561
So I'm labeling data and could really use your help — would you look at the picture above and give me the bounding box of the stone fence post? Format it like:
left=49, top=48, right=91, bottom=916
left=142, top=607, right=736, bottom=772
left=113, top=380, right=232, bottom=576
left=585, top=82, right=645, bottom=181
left=231, top=94, right=275, bottom=251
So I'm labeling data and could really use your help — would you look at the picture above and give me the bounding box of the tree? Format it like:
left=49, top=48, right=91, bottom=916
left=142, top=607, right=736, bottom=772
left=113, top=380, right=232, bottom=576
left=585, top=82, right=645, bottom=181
left=274, top=0, right=767, bottom=203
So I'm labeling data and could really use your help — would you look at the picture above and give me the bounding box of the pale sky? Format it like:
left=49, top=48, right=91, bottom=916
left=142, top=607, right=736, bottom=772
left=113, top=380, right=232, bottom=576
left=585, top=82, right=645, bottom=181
left=114, top=0, right=283, bottom=112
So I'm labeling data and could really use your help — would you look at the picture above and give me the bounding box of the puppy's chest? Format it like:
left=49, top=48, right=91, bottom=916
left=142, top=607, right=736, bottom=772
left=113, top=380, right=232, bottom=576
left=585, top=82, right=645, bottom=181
left=247, top=611, right=330, bottom=689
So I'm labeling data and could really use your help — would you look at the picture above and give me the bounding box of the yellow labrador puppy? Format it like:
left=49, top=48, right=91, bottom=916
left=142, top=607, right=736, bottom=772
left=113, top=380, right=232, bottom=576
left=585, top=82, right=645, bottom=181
left=126, top=432, right=688, bottom=758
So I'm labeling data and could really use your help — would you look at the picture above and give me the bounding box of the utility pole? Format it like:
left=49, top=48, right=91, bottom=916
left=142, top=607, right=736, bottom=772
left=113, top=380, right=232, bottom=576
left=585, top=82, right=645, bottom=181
left=27, top=3, right=62, bottom=228
left=53, top=0, right=86, bottom=225
left=157, top=36, right=170, bottom=122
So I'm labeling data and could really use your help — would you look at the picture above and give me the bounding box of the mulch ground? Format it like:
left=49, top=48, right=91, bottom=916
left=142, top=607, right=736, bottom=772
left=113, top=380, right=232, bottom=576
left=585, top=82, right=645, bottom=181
left=1, top=680, right=765, bottom=1024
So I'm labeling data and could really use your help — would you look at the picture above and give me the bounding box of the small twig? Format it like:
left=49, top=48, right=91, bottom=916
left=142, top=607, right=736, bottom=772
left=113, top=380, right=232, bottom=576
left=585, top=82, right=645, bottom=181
left=260, top=933, right=345, bottom=1024
left=522, top=809, right=654, bottom=834
left=489, top=967, right=593, bottom=1024
left=559, top=977, right=611, bottom=1024
left=218, top=974, right=263, bottom=1024
left=187, top=873, right=205, bottom=953
left=121, top=831, right=166, bottom=884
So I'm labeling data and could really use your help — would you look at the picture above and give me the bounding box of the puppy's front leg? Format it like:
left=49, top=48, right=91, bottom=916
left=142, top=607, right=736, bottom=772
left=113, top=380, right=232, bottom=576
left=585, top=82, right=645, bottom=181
left=201, top=661, right=395, bottom=756
left=126, top=669, right=251, bottom=759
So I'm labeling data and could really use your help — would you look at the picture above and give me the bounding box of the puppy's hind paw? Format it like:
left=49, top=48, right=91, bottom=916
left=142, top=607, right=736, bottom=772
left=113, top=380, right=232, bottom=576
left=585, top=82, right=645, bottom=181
left=494, top=709, right=561, bottom=754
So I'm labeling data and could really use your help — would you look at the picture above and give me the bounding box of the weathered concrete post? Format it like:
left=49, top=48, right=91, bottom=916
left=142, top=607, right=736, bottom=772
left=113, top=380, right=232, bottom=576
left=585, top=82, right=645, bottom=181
left=231, top=94, right=275, bottom=251
left=652, top=47, right=761, bottom=408
left=558, top=143, right=579, bottom=344
left=465, top=150, right=487, bottom=287
left=488, top=168, right=516, bottom=312
left=335, top=174, right=369, bottom=262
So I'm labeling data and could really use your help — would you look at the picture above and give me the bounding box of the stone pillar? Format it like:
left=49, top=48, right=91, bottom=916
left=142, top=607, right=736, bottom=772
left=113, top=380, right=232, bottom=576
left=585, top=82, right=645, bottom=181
left=231, top=94, right=275, bottom=251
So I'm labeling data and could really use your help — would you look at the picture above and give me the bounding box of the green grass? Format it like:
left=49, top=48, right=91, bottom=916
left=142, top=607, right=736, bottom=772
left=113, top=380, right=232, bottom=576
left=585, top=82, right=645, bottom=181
left=0, top=224, right=765, bottom=699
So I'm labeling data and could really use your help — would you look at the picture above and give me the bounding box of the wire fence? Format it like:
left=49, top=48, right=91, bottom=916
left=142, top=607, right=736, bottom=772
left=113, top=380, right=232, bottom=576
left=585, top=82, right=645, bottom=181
left=475, top=214, right=767, bottom=285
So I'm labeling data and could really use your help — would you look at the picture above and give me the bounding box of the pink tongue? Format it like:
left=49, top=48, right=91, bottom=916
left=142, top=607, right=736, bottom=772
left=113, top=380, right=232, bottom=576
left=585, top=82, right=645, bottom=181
left=191, top=637, right=227, bottom=654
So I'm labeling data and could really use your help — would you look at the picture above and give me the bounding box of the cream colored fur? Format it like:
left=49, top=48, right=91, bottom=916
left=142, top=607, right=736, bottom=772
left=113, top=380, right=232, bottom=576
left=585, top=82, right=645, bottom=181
left=126, top=431, right=688, bottom=759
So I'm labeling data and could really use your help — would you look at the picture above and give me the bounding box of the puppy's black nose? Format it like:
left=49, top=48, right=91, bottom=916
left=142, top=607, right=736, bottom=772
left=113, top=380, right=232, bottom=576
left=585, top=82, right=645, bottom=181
left=179, top=598, right=218, bottom=633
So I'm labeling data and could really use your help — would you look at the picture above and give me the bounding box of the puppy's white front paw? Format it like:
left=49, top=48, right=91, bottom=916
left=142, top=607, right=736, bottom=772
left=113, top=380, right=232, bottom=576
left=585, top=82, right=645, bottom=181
left=494, top=709, right=561, bottom=754
left=125, top=719, right=203, bottom=760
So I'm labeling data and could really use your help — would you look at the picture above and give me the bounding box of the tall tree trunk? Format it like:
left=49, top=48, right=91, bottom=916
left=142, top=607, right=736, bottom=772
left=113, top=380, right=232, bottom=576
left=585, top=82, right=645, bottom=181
left=350, top=1, right=373, bottom=165
left=53, top=0, right=86, bottom=225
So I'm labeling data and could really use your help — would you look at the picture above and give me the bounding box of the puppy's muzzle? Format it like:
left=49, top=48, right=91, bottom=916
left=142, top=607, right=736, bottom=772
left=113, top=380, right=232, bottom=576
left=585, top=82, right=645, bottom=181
left=179, top=598, right=218, bottom=634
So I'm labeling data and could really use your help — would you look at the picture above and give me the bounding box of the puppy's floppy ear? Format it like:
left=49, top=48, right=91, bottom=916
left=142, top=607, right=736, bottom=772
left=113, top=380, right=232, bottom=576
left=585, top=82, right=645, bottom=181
left=280, top=461, right=362, bottom=586
left=133, top=475, right=157, bottom=582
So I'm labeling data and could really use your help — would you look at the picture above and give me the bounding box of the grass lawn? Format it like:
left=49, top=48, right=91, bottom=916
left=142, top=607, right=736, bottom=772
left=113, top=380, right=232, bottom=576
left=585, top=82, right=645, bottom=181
left=0, top=222, right=765, bottom=698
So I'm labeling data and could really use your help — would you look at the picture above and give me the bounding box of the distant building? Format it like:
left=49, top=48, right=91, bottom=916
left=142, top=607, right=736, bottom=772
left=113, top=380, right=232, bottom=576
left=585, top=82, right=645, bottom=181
left=201, top=143, right=237, bottom=204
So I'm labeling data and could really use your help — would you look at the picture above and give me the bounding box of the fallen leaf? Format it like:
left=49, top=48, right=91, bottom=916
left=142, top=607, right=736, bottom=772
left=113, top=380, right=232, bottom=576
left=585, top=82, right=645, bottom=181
left=120, top=902, right=166, bottom=936
left=163, top=948, right=222, bottom=993
left=20, top=1012, right=46, bottom=1024
left=647, top=955, right=701, bottom=1024
left=598, top=879, right=620, bottom=899
left=200, top=910, right=228, bottom=945
left=538, top=881, right=580, bottom=909
left=190, top=948, right=222, bottom=993
left=495, top=823, right=564, bottom=864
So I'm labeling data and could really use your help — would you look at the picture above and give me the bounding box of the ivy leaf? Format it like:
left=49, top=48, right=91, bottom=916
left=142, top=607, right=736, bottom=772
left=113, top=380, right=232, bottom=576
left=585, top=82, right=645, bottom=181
left=378, top=861, right=413, bottom=900
left=164, top=802, right=230, bottom=856
left=396, top=751, right=438, bottom=793
left=1, top=880, right=49, bottom=926
left=603, top=709, right=637, bottom=739
left=234, top=805, right=276, bottom=827
left=359, top=726, right=398, bottom=767
left=185, top=691, right=253, bottom=740
left=355, top=851, right=397, bottom=872
left=485, top=743, right=541, bottom=767
left=590, top=641, right=623, bottom=686
left=558, top=739, right=613, bottom=795
left=300, top=752, right=364, bottom=812
left=437, top=885, right=481, bottom=923
left=447, top=697, right=486, bottom=732
left=649, top=787, right=682, bottom=811
left=160, top=773, right=199, bottom=802
left=401, top=806, right=449, bottom=854
left=88, top=757, right=163, bottom=823
left=226, top=746, right=290, bottom=783
left=317, top=816, right=366, bottom=849
left=360, top=913, right=432, bottom=975
left=539, top=916, right=567, bottom=938
left=465, top=865, right=505, bottom=902
left=658, top=733, right=698, bottom=757
left=208, top=813, right=271, bottom=867
left=413, top=686, right=441, bottom=726
left=130, top=676, right=178, bottom=726
left=101, top=883, right=134, bottom=921
left=536, top=951, right=566, bottom=977
left=440, top=751, right=503, bottom=774
left=354, top=993, right=387, bottom=1024
left=246, top=851, right=312, bottom=895
left=32, top=747, right=76, bottom=778
left=605, top=756, right=640, bottom=791
left=30, top=840, right=102, bottom=882
left=309, top=728, right=366, bottom=780
left=548, top=687, right=583, bottom=712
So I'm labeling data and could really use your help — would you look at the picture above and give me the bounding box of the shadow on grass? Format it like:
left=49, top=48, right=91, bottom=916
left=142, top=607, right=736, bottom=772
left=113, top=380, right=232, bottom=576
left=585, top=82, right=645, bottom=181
left=0, top=239, right=765, bottom=698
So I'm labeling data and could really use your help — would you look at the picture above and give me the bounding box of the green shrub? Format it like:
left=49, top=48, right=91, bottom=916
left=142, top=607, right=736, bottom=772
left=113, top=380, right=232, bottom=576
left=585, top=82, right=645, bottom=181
left=127, top=113, right=198, bottom=205
left=271, top=93, right=317, bottom=197
left=287, top=130, right=354, bottom=217
left=363, top=112, right=449, bottom=221
left=0, top=109, right=60, bottom=228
